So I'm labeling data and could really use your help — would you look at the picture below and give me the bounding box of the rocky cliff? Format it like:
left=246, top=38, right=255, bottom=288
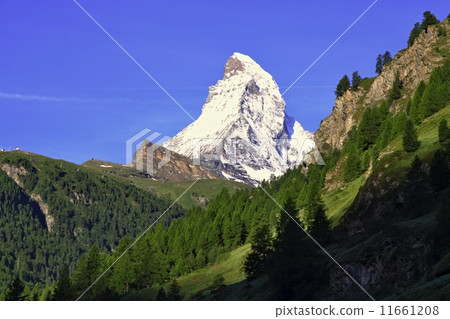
left=316, top=20, right=450, bottom=153
left=133, top=140, right=220, bottom=182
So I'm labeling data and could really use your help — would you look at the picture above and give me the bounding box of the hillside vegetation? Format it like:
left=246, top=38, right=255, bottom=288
left=0, top=152, right=184, bottom=297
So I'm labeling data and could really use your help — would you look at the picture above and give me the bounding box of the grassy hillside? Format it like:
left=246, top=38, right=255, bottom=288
left=83, top=160, right=250, bottom=208
left=153, top=106, right=450, bottom=301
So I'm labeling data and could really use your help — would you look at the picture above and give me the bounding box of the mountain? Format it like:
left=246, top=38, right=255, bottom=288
left=0, top=151, right=185, bottom=292
left=132, top=140, right=220, bottom=182
left=315, top=20, right=450, bottom=153
left=163, top=53, right=316, bottom=185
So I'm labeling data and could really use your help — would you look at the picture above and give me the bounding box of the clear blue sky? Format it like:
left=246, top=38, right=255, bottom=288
left=1, top=1, right=448, bottom=164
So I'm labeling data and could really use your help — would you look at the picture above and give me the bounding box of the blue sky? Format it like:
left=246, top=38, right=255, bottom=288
left=1, top=1, right=448, bottom=164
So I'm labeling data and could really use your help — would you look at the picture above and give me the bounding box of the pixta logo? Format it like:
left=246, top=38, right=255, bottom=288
left=126, top=129, right=171, bottom=175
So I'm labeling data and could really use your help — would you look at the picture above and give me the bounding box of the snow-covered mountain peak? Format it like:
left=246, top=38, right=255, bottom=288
left=224, top=52, right=271, bottom=79
left=163, top=53, right=316, bottom=185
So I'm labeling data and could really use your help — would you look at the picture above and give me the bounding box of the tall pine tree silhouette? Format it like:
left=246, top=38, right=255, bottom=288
left=402, top=119, right=420, bottom=152
left=4, top=277, right=25, bottom=301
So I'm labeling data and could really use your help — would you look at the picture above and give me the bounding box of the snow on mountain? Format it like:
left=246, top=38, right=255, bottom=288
left=163, top=52, right=316, bottom=185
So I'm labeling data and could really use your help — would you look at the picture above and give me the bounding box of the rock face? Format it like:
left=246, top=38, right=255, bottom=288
left=133, top=141, right=220, bottom=182
left=1, top=163, right=54, bottom=232
left=316, top=21, right=450, bottom=153
left=163, top=52, right=316, bottom=185
left=328, top=162, right=434, bottom=299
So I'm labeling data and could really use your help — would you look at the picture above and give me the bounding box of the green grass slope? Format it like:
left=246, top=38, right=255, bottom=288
left=83, top=159, right=250, bottom=208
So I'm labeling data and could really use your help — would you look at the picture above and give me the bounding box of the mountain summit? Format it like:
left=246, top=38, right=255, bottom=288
left=164, top=53, right=316, bottom=184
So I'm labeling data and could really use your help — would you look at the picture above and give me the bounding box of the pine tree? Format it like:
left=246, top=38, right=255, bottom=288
left=4, top=277, right=25, bottom=301
left=429, top=149, right=450, bottom=191
left=420, top=11, right=439, bottom=32
left=29, top=284, right=40, bottom=301
left=265, top=198, right=304, bottom=299
left=408, top=22, right=421, bottom=47
left=417, top=60, right=450, bottom=119
left=72, top=244, right=104, bottom=300
left=410, top=81, right=427, bottom=123
left=375, top=54, right=383, bottom=74
left=407, top=155, right=423, bottom=182
left=436, top=196, right=450, bottom=249
left=244, top=223, right=273, bottom=279
left=357, top=107, right=382, bottom=150
left=335, top=75, right=350, bottom=97
left=132, top=237, right=160, bottom=289
left=382, top=51, right=392, bottom=65
left=351, top=71, right=362, bottom=89
left=265, top=197, right=326, bottom=300
left=343, top=145, right=362, bottom=182
left=388, top=73, right=403, bottom=103
left=362, top=152, right=371, bottom=172
left=439, top=119, right=450, bottom=143
left=308, top=199, right=330, bottom=243
left=52, top=267, right=73, bottom=301
left=156, top=287, right=167, bottom=301
left=166, top=280, right=183, bottom=301
left=110, top=253, right=135, bottom=296
left=406, top=100, right=412, bottom=115
left=402, top=119, right=421, bottom=152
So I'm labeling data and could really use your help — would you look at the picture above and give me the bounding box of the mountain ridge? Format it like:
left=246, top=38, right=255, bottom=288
left=315, top=19, right=450, bottom=153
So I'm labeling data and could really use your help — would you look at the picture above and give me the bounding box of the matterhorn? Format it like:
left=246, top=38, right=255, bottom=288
left=164, top=52, right=317, bottom=185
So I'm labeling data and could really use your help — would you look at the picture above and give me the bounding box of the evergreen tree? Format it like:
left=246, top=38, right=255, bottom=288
left=109, top=253, right=135, bottom=296
left=343, top=145, right=362, bottom=182
left=351, top=71, right=362, bottom=89
left=439, top=119, right=450, bottom=143
left=402, top=119, right=421, bottom=152
left=244, top=223, right=273, bottom=279
left=357, top=107, right=382, bottom=150
left=52, top=267, right=73, bottom=301
left=436, top=196, right=450, bottom=249
left=407, top=155, right=423, bottom=182
left=132, top=236, right=162, bottom=289
left=420, top=11, right=439, bottom=32
left=335, top=75, right=350, bottom=97
left=166, top=280, right=183, bottom=301
left=406, top=100, right=412, bottom=115
left=388, top=73, right=403, bottom=103
left=408, top=22, right=421, bottom=47
left=265, top=197, right=327, bottom=300
left=362, top=152, right=371, bottom=172
left=376, top=115, right=393, bottom=151
left=71, top=244, right=104, bottom=300
left=417, top=60, right=450, bottom=119
left=29, top=284, right=40, bottom=301
left=410, top=81, right=427, bottom=124
left=156, top=287, right=167, bottom=301
left=265, top=198, right=305, bottom=299
left=39, top=284, right=54, bottom=301
left=382, top=51, right=392, bottom=65
left=308, top=199, right=330, bottom=243
left=375, top=54, right=383, bottom=74
left=4, top=277, right=25, bottom=301
left=429, top=149, right=450, bottom=191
